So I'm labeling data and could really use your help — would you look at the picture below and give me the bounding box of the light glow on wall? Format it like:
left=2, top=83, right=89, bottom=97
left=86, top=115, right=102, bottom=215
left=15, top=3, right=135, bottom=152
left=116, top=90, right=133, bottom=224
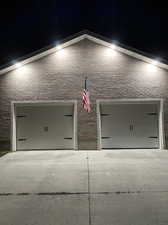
left=152, top=60, right=158, bottom=66
left=147, top=60, right=158, bottom=72
left=105, top=47, right=116, bottom=57
left=55, top=48, right=68, bottom=57
left=110, top=44, right=116, bottom=50
left=13, top=64, right=32, bottom=81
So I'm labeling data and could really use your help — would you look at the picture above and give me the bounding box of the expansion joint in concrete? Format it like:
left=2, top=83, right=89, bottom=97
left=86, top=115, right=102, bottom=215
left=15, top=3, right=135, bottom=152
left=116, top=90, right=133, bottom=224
left=86, top=152, right=91, bottom=225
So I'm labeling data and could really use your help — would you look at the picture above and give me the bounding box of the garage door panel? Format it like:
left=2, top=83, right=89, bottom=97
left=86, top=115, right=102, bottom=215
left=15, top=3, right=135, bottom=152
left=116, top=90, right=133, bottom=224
left=102, top=137, right=133, bottom=149
left=131, top=104, right=159, bottom=148
left=100, top=103, right=159, bottom=149
left=101, top=116, right=130, bottom=134
left=101, top=113, right=132, bottom=149
left=16, top=105, right=74, bottom=150
left=129, top=137, right=159, bottom=148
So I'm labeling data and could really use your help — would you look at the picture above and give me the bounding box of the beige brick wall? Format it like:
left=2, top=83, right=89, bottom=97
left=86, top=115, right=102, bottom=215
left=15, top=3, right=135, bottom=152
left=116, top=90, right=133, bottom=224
left=0, top=39, right=168, bottom=150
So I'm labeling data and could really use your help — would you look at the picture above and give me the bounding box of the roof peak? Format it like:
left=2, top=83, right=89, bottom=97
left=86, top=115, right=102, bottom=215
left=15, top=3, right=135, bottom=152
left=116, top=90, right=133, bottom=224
left=0, top=30, right=168, bottom=75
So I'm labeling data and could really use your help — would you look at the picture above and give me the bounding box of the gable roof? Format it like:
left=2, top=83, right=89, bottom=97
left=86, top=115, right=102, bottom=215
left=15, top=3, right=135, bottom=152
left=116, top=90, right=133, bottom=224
left=0, top=29, right=168, bottom=75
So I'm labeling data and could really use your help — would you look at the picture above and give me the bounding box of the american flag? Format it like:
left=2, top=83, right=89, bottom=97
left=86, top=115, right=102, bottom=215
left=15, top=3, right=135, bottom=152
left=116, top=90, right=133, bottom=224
left=82, top=77, right=91, bottom=113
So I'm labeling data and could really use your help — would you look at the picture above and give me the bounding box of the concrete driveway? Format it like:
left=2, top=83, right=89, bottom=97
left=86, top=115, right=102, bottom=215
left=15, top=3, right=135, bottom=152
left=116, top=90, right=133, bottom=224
left=0, top=150, right=168, bottom=225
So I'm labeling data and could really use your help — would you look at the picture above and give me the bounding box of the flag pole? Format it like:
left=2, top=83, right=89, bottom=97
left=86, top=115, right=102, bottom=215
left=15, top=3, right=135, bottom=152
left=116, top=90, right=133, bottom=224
left=85, top=77, right=87, bottom=90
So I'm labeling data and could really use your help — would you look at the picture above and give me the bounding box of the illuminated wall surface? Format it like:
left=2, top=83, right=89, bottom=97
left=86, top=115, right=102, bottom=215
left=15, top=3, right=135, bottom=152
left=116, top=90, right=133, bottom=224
left=0, top=39, right=168, bottom=150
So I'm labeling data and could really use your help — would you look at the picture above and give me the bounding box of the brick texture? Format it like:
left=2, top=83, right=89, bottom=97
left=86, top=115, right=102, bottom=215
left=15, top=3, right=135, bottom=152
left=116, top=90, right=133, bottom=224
left=0, top=39, right=168, bottom=150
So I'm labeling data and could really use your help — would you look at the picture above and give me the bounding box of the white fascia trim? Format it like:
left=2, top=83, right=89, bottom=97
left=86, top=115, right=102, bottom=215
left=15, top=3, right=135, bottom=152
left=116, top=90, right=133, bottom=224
left=1, top=33, right=168, bottom=75
left=97, top=98, right=163, bottom=104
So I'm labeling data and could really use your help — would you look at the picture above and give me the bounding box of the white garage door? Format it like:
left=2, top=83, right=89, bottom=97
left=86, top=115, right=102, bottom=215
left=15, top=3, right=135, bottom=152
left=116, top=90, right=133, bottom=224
left=16, top=104, right=74, bottom=150
left=100, top=103, right=159, bottom=149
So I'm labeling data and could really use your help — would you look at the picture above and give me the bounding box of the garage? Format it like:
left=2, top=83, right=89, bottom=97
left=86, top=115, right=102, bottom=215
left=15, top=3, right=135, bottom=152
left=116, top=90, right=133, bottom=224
left=12, top=101, right=77, bottom=151
left=97, top=99, right=164, bottom=150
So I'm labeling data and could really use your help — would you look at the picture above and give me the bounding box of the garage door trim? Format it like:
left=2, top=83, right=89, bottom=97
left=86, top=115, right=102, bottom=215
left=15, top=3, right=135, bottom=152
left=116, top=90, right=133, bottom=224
left=11, top=100, right=78, bottom=151
left=96, top=98, right=164, bottom=150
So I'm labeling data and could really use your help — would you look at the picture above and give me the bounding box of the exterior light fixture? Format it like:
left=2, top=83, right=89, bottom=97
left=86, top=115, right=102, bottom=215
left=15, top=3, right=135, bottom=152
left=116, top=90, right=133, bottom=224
left=151, top=60, right=158, bottom=66
left=15, top=63, right=22, bottom=68
left=56, top=45, right=62, bottom=50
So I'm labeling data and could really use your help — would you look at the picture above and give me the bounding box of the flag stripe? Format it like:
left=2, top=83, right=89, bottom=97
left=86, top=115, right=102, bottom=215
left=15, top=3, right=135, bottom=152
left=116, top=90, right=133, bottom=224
left=82, top=87, right=91, bottom=113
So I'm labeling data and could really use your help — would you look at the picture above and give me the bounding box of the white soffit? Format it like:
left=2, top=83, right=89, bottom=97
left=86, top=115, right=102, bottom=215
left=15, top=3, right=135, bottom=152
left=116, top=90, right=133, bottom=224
left=0, top=33, right=168, bottom=75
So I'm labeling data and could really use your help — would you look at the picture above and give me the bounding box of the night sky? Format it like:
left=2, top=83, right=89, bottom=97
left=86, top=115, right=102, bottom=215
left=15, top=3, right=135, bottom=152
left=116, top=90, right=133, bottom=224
left=0, top=1, right=167, bottom=66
